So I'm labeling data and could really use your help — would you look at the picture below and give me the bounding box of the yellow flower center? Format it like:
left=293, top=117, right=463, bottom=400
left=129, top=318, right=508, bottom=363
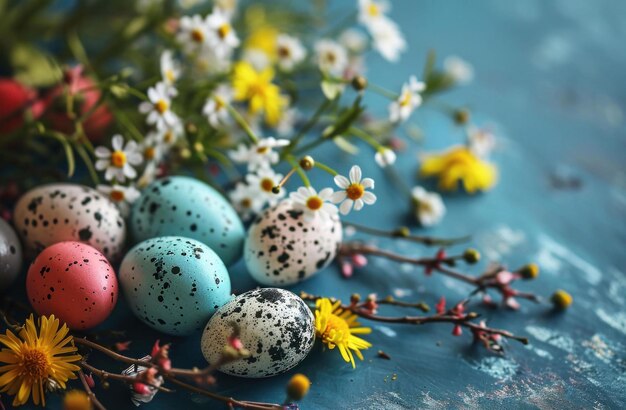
left=164, top=131, right=174, bottom=144
left=144, top=146, right=156, bottom=160
left=241, top=198, right=252, bottom=208
left=399, top=90, right=412, bottom=107
left=278, top=46, right=290, bottom=58
left=111, top=150, right=127, bottom=168
left=346, top=183, right=364, bottom=200
left=260, top=178, right=274, bottom=192
left=155, top=99, right=168, bottom=114
left=21, top=349, right=49, bottom=379
left=110, top=190, right=125, bottom=202
left=214, top=96, right=225, bottom=110
left=191, top=28, right=205, bottom=43
left=325, top=52, right=336, bottom=65
left=418, top=200, right=433, bottom=214
left=165, top=69, right=176, bottom=83
left=217, top=23, right=231, bottom=39
left=256, top=146, right=269, bottom=154
left=322, top=313, right=350, bottom=341
left=306, top=196, right=323, bottom=211
left=368, top=3, right=380, bottom=17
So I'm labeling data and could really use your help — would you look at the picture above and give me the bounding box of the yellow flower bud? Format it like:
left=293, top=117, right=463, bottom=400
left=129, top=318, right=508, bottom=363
left=286, top=373, right=311, bottom=401
left=63, top=390, right=92, bottom=410
left=299, top=155, right=315, bottom=171
left=551, top=289, right=573, bottom=310
left=519, top=263, right=539, bottom=280
left=463, top=248, right=480, bottom=264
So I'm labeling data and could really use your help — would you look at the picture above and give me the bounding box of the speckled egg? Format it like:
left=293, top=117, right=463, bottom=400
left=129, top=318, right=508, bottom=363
left=0, top=218, right=22, bottom=289
left=26, top=241, right=118, bottom=330
left=130, top=176, right=244, bottom=266
left=201, top=288, right=315, bottom=378
left=119, top=236, right=231, bottom=336
left=244, top=201, right=343, bottom=286
left=14, top=184, right=126, bottom=260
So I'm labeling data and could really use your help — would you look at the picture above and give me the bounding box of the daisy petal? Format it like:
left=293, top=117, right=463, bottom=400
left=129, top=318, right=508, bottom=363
left=349, top=165, right=362, bottom=183
left=339, top=199, right=353, bottom=215
left=334, top=175, right=350, bottom=189
left=362, top=191, right=377, bottom=205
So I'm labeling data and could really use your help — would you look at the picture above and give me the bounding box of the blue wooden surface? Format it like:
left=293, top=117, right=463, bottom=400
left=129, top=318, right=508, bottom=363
left=8, top=0, right=626, bottom=408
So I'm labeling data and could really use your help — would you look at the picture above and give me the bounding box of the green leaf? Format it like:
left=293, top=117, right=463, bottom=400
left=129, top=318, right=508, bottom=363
left=321, top=80, right=344, bottom=100
left=10, top=44, right=62, bottom=87
left=333, top=136, right=359, bottom=154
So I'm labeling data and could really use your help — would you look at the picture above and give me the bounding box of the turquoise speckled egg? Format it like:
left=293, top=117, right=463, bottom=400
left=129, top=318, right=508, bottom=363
left=119, top=236, right=232, bottom=335
left=130, top=177, right=244, bottom=266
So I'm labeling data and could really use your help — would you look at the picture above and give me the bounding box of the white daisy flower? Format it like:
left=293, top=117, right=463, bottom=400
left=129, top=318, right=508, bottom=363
left=141, top=132, right=166, bottom=163
left=158, top=119, right=184, bottom=146
left=467, top=126, right=496, bottom=158
left=160, top=50, right=181, bottom=86
left=276, top=34, right=307, bottom=72
left=411, top=186, right=446, bottom=227
left=369, top=17, right=406, bottom=62
left=245, top=168, right=285, bottom=207
left=374, top=147, right=396, bottom=168
left=177, top=14, right=211, bottom=54
left=229, top=182, right=264, bottom=220
left=388, top=75, right=426, bottom=123
left=206, top=10, right=239, bottom=59
left=339, top=28, right=368, bottom=54
left=314, top=39, right=348, bottom=77
left=331, top=165, right=377, bottom=215
left=228, top=137, right=290, bottom=171
left=290, top=186, right=338, bottom=222
left=95, top=135, right=143, bottom=182
left=97, top=184, right=141, bottom=217
left=444, top=55, right=474, bottom=85
left=203, top=86, right=232, bottom=128
left=139, top=82, right=179, bottom=130
left=357, top=0, right=388, bottom=28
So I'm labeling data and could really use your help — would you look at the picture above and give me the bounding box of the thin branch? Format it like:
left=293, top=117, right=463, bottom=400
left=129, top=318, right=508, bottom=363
left=343, top=221, right=471, bottom=246
left=78, top=369, right=106, bottom=410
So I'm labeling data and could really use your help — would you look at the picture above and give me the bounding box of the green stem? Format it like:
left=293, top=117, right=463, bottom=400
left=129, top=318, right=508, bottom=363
left=368, top=83, right=399, bottom=100
left=349, top=126, right=384, bottom=150
left=224, top=102, right=259, bottom=144
left=286, top=156, right=310, bottom=187
left=314, top=160, right=338, bottom=176
left=284, top=98, right=333, bottom=156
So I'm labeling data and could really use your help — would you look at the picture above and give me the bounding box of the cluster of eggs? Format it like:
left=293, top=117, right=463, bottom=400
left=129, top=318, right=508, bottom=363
left=2, top=175, right=343, bottom=377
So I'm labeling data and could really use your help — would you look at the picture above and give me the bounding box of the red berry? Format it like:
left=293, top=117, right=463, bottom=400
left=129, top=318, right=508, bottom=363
left=0, top=79, right=43, bottom=134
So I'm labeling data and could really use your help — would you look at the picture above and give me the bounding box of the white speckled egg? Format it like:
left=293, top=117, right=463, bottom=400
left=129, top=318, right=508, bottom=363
left=130, top=176, right=245, bottom=266
left=119, top=236, right=232, bottom=336
left=201, top=288, right=315, bottom=378
left=14, top=184, right=126, bottom=260
left=0, top=218, right=22, bottom=289
left=244, top=201, right=342, bottom=286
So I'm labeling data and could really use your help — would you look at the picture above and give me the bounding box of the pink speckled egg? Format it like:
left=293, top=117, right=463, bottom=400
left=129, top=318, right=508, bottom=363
left=26, top=241, right=118, bottom=330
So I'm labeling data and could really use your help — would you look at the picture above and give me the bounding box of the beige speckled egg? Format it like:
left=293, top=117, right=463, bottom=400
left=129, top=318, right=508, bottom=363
left=244, top=201, right=342, bottom=286
left=14, top=184, right=126, bottom=260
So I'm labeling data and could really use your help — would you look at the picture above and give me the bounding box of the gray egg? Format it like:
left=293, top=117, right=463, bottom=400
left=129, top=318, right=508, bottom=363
left=0, top=218, right=22, bottom=289
left=201, top=288, right=315, bottom=378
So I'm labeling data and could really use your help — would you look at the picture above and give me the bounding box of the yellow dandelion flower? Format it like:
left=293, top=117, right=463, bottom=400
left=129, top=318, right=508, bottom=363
left=232, top=61, right=287, bottom=126
left=243, top=6, right=278, bottom=59
left=419, top=146, right=498, bottom=193
left=0, top=315, right=81, bottom=407
left=314, top=298, right=372, bottom=368
left=63, top=389, right=92, bottom=410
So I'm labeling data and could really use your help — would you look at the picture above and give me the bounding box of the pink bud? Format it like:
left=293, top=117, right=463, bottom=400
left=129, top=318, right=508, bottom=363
left=505, top=297, right=520, bottom=310
left=435, top=296, right=446, bottom=314
left=158, top=358, right=171, bottom=371
left=84, top=373, right=95, bottom=388
left=452, top=325, right=463, bottom=336
left=227, top=335, right=244, bottom=350
left=133, top=382, right=150, bottom=395
left=341, top=262, right=353, bottom=278
left=151, top=340, right=161, bottom=358
left=496, top=271, right=514, bottom=285
left=351, top=254, right=368, bottom=268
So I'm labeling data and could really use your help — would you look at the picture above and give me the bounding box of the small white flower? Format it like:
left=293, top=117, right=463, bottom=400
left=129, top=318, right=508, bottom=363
left=374, top=147, right=396, bottom=168
left=388, top=75, right=425, bottom=123
left=276, top=107, right=298, bottom=137
left=95, top=135, right=143, bottom=182
left=139, top=82, right=179, bottom=130
left=228, top=137, right=290, bottom=171
left=276, top=34, right=307, bottom=72
left=160, top=50, right=181, bottom=86
left=369, top=17, right=406, bottom=62
left=357, top=0, right=388, bottom=28
left=141, top=132, right=166, bottom=163
left=245, top=168, right=285, bottom=207
left=467, top=126, right=496, bottom=158
left=444, top=55, right=474, bottom=85
left=331, top=165, right=377, bottom=215
left=290, top=186, right=338, bottom=222
left=206, top=10, right=240, bottom=58
left=229, top=182, right=264, bottom=220
left=314, top=39, right=348, bottom=76
left=137, top=161, right=160, bottom=189
left=97, top=184, right=141, bottom=216
left=158, top=120, right=184, bottom=146
left=339, top=28, right=368, bottom=54
left=177, top=14, right=211, bottom=54
left=203, top=86, right=232, bottom=128
left=411, top=186, right=446, bottom=227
